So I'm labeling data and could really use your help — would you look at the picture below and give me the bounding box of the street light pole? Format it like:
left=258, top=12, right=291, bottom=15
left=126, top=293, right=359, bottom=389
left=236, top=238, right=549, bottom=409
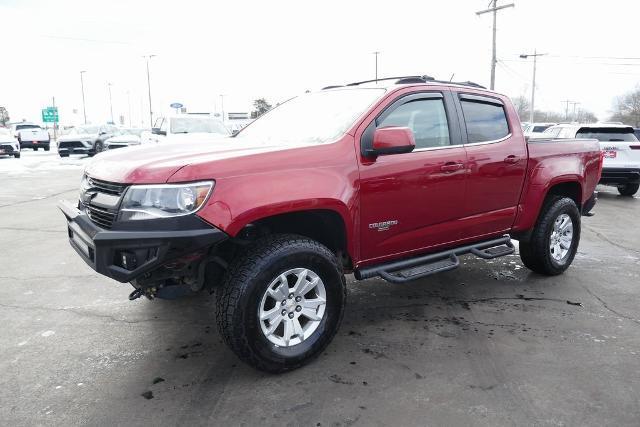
left=220, top=94, right=225, bottom=123
left=80, top=71, right=87, bottom=124
left=107, top=83, right=114, bottom=124
left=520, top=50, right=546, bottom=123
left=127, top=90, right=132, bottom=127
left=372, top=51, right=380, bottom=83
left=143, top=55, right=156, bottom=127
left=476, top=1, right=515, bottom=90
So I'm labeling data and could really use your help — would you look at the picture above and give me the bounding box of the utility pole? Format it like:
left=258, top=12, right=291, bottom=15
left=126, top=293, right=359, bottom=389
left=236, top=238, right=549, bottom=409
left=476, top=0, right=514, bottom=90
left=52, top=96, right=57, bottom=142
left=561, top=100, right=573, bottom=121
left=80, top=71, right=87, bottom=124
left=519, top=50, right=546, bottom=123
left=220, top=94, right=226, bottom=123
left=107, top=83, right=114, bottom=124
left=127, top=90, right=132, bottom=127
left=570, top=102, right=581, bottom=122
left=372, top=51, right=380, bottom=83
left=143, top=55, right=156, bottom=127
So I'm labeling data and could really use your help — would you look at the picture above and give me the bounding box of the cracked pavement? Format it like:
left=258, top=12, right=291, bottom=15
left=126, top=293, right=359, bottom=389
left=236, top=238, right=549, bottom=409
left=1, top=151, right=640, bottom=426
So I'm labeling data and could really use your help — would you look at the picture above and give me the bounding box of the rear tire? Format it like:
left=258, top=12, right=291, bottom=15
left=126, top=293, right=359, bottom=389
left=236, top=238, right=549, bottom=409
left=59, top=153, right=69, bottom=158
left=216, top=234, right=346, bottom=373
left=33, top=147, right=38, bottom=151
left=617, top=183, right=639, bottom=197
left=44, top=145, right=50, bottom=152
left=519, top=197, right=581, bottom=276
left=14, top=153, right=20, bottom=159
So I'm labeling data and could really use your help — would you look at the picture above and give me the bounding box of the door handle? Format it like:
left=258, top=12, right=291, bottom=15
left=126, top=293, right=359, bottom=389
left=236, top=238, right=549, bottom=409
left=440, top=162, right=464, bottom=172
left=504, top=155, right=520, bottom=164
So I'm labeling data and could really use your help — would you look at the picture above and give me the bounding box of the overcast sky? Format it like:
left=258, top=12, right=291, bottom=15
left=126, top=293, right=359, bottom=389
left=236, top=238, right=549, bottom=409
left=1, top=0, right=638, bottom=126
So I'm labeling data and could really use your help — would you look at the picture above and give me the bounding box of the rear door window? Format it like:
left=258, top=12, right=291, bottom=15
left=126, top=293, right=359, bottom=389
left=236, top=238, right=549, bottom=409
left=460, top=97, right=509, bottom=143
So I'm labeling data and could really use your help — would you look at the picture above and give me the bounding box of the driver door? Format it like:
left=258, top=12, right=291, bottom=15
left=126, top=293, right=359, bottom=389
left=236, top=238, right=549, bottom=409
left=358, top=90, right=469, bottom=263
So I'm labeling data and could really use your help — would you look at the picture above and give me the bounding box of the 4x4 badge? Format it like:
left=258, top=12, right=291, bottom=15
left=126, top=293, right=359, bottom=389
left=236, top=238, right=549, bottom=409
left=369, top=220, right=398, bottom=232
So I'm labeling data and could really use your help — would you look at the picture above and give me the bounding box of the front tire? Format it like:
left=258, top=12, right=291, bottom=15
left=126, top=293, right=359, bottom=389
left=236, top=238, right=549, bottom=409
left=617, top=183, right=639, bottom=197
left=14, top=153, right=20, bottom=158
left=519, top=197, right=581, bottom=276
left=216, top=234, right=346, bottom=373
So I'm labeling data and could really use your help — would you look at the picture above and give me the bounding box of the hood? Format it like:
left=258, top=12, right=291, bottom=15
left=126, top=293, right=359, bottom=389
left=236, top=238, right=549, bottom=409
left=105, top=135, right=141, bottom=144
left=59, top=133, right=97, bottom=142
left=84, top=137, right=313, bottom=184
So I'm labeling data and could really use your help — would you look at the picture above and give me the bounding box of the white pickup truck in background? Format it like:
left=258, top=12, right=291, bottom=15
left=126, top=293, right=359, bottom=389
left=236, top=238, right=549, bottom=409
left=11, top=122, right=51, bottom=151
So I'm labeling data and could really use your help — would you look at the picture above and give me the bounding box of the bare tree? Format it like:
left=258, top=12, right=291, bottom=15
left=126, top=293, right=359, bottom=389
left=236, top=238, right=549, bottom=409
left=0, top=106, right=9, bottom=127
left=610, top=86, right=640, bottom=127
left=511, top=95, right=530, bottom=122
left=251, top=98, right=272, bottom=119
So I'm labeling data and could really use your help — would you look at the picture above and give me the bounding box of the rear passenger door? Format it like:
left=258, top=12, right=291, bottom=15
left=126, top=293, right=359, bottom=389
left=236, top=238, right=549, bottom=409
left=454, top=92, right=527, bottom=238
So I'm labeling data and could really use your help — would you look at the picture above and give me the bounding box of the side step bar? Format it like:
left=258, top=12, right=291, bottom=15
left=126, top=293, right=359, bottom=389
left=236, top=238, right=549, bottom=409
left=355, top=235, right=514, bottom=284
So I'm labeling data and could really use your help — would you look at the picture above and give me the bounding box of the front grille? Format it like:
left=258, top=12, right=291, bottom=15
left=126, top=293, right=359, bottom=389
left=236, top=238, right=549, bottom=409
left=87, top=176, right=126, bottom=196
left=83, top=176, right=127, bottom=229
left=59, top=141, right=86, bottom=149
left=85, top=204, right=118, bottom=229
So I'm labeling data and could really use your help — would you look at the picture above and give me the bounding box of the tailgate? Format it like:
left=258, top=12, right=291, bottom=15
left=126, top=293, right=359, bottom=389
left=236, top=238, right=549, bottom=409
left=600, top=141, right=640, bottom=169
left=18, top=129, right=49, bottom=141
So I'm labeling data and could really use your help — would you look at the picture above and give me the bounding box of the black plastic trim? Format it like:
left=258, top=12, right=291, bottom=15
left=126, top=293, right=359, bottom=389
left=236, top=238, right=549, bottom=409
left=355, top=235, right=513, bottom=283
left=59, top=200, right=228, bottom=283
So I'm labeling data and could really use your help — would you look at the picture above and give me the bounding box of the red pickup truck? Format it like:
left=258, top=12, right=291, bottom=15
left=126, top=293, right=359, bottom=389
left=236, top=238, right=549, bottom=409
left=60, top=76, right=602, bottom=372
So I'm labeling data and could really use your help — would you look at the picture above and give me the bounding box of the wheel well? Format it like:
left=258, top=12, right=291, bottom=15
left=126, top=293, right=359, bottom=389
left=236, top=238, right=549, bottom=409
left=546, top=181, right=582, bottom=206
left=240, top=210, right=351, bottom=269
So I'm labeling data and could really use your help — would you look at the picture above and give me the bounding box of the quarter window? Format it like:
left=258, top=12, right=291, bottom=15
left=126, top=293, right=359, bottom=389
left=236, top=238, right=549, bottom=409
left=378, top=99, right=450, bottom=149
left=460, top=100, right=509, bottom=143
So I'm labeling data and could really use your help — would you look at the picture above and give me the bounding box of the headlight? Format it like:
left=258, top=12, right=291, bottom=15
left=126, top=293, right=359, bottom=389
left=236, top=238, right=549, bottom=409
left=118, top=181, right=214, bottom=221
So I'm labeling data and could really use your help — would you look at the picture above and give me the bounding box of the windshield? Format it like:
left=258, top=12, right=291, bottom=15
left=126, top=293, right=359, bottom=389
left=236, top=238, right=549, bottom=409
left=16, top=124, right=40, bottom=130
left=235, top=88, right=386, bottom=145
left=576, top=128, right=638, bottom=142
left=74, top=126, right=101, bottom=134
left=170, top=117, right=230, bottom=135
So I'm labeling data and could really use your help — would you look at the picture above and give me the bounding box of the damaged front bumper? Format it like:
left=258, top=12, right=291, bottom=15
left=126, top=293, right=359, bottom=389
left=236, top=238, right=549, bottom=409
left=58, top=200, right=228, bottom=283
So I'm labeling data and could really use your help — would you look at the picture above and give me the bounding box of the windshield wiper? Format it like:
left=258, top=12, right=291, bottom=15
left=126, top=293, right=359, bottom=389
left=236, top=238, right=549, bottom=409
left=173, top=131, right=189, bottom=134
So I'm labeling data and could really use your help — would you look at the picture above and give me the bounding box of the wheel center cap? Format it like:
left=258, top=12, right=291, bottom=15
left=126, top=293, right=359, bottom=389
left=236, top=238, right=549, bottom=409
left=286, top=300, right=296, bottom=310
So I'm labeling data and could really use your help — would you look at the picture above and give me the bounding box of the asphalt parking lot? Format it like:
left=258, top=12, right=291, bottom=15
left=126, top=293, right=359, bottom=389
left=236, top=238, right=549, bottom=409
left=1, top=150, right=639, bottom=426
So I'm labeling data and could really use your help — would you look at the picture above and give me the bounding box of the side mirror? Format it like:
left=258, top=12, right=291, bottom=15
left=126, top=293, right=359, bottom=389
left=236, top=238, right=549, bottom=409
left=372, top=127, right=415, bottom=155
left=151, top=127, right=167, bottom=136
